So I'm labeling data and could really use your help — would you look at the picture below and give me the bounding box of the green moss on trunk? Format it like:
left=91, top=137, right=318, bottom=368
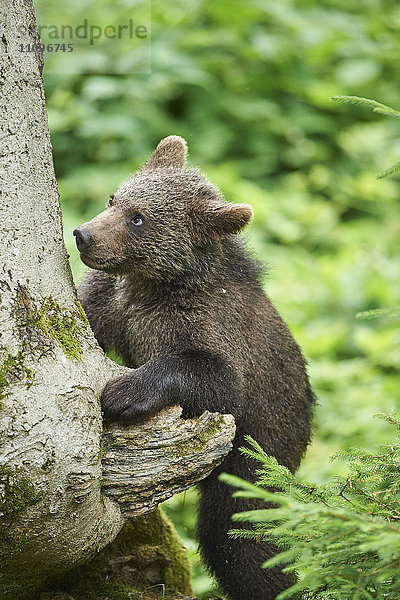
left=0, top=288, right=88, bottom=410
left=0, top=350, right=35, bottom=408
left=34, top=296, right=85, bottom=361
left=0, top=468, right=42, bottom=521
left=48, top=508, right=193, bottom=600
left=0, top=466, right=43, bottom=595
left=15, top=285, right=87, bottom=362
left=175, top=414, right=225, bottom=458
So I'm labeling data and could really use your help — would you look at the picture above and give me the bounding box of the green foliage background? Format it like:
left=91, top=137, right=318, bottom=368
left=36, top=0, right=400, bottom=596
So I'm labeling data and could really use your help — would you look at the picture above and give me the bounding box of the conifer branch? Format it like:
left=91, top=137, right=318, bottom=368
left=331, top=95, right=400, bottom=119
left=356, top=307, right=400, bottom=321
left=220, top=414, right=400, bottom=599
left=331, top=95, right=400, bottom=180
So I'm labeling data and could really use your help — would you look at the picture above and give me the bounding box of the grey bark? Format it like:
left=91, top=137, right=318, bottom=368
left=0, top=2, right=235, bottom=598
left=102, top=406, right=235, bottom=517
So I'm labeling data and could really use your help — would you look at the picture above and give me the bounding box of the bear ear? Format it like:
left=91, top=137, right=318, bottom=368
left=141, top=135, right=188, bottom=171
left=190, top=188, right=253, bottom=241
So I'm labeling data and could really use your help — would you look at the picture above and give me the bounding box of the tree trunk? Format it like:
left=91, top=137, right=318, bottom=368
left=0, top=2, right=235, bottom=599
left=40, top=508, right=196, bottom=600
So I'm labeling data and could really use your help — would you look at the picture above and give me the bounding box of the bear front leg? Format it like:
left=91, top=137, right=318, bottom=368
left=101, top=350, right=240, bottom=425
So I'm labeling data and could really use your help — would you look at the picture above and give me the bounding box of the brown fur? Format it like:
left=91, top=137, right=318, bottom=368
left=74, top=136, right=314, bottom=600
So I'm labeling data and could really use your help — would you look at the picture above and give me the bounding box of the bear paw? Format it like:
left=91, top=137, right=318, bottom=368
left=100, top=373, right=154, bottom=425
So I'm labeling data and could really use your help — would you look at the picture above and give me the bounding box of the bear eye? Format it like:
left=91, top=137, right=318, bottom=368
left=107, top=194, right=115, bottom=208
left=131, top=214, right=144, bottom=226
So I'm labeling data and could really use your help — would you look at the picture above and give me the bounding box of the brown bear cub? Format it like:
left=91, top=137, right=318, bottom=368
left=74, top=136, right=314, bottom=600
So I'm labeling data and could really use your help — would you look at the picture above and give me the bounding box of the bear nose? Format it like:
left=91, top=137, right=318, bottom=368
left=73, top=227, right=94, bottom=252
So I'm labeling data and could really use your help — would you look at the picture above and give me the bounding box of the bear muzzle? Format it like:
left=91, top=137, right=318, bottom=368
left=73, top=226, right=95, bottom=253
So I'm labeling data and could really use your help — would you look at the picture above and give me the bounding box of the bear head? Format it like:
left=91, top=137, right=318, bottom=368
left=73, top=136, right=253, bottom=280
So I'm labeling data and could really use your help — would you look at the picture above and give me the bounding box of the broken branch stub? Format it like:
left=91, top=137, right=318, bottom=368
left=102, top=406, right=236, bottom=516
